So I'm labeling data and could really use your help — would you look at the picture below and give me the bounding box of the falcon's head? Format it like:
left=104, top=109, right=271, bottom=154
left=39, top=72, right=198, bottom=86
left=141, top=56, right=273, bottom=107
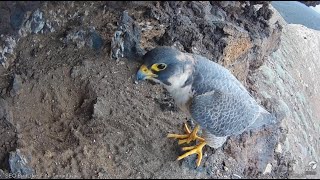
left=136, top=47, right=194, bottom=87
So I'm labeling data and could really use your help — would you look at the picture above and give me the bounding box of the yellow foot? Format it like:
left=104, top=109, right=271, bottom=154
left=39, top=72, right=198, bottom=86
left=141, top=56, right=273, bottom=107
left=178, top=141, right=207, bottom=167
left=167, top=123, right=207, bottom=167
left=167, top=123, right=205, bottom=144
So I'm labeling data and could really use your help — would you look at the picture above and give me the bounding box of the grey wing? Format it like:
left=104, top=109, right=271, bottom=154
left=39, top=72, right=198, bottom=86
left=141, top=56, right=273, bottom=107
left=189, top=54, right=275, bottom=136
left=189, top=90, right=259, bottom=137
left=191, top=54, right=249, bottom=96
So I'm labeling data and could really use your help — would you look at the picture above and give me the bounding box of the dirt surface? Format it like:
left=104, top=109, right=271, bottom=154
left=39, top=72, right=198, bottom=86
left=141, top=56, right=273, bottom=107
left=0, top=1, right=300, bottom=179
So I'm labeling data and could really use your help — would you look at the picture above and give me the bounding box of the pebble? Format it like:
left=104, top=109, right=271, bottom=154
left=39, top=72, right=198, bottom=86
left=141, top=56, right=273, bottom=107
left=223, top=166, right=229, bottom=171
left=233, top=174, right=242, bottom=178
left=9, top=149, right=33, bottom=176
left=275, top=143, right=282, bottom=153
left=30, top=9, right=45, bottom=34
left=309, top=161, right=317, bottom=170
left=10, top=74, right=22, bottom=96
left=263, top=163, right=272, bottom=175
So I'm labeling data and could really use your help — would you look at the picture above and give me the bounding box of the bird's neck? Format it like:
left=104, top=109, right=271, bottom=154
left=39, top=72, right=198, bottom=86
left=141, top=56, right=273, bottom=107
left=164, top=76, right=194, bottom=113
left=163, top=59, right=195, bottom=113
left=166, top=84, right=193, bottom=113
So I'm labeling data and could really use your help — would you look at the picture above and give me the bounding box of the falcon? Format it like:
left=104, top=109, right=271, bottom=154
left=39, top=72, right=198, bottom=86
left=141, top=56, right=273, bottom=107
left=136, top=46, right=276, bottom=167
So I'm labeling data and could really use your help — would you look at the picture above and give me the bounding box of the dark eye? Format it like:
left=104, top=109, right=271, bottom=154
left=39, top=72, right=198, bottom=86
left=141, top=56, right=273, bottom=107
left=157, top=63, right=167, bottom=70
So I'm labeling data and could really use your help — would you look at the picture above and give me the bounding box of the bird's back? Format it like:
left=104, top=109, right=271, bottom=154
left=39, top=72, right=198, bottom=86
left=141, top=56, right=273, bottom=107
left=189, top=54, right=276, bottom=136
left=191, top=54, right=250, bottom=98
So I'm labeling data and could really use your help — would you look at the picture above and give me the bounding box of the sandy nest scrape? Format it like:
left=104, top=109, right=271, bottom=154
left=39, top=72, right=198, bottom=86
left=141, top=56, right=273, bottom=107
left=0, top=1, right=292, bottom=179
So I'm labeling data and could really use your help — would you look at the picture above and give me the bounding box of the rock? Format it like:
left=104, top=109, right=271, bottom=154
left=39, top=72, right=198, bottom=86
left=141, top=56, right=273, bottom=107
left=29, top=9, right=45, bottom=34
left=299, top=1, right=320, bottom=7
left=309, top=161, right=317, bottom=170
left=263, top=163, right=272, bottom=174
left=19, top=9, right=45, bottom=36
left=110, top=31, right=124, bottom=60
left=0, top=169, right=7, bottom=179
left=65, top=29, right=87, bottom=49
left=223, top=166, right=229, bottom=171
left=65, top=28, right=104, bottom=50
left=145, top=1, right=282, bottom=84
left=93, top=97, right=111, bottom=119
left=0, top=35, right=17, bottom=68
left=275, top=143, right=282, bottom=154
left=10, top=6, right=26, bottom=31
left=250, top=5, right=320, bottom=177
left=9, top=149, right=33, bottom=177
left=70, top=66, right=81, bottom=78
left=97, top=168, right=110, bottom=178
left=89, top=30, right=103, bottom=51
left=10, top=74, right=22, bottom=96
left=43, top=20, right=55, bottom=33
left=0, top=98, right=12, bottom=124
left=111, top=10, right=146, bottom=61
left=105, top=1, right=152, bottom=11
left=0, top=1, right=40, bottom=35
left=233, top=174, right=242, bottom=179
left=221, top=24, right=252, bottom=82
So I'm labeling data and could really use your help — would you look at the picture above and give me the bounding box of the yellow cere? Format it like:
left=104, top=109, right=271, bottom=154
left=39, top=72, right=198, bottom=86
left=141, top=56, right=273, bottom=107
left=139, top=65, right=158, bottom=78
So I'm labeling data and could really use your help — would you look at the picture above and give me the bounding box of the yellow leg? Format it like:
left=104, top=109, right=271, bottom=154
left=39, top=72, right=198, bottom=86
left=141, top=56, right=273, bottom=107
left=167, top=123, right=205, bottom=144
left=167, top=123, right=207, bottom=167
left=178, top=141, right=207, bottom=167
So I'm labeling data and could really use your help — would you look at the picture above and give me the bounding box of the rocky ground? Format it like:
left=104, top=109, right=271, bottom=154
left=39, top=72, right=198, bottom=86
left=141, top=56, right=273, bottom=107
left=250, top=8, right=320, bottom=178
left=0, top=1, right=318, bottom=179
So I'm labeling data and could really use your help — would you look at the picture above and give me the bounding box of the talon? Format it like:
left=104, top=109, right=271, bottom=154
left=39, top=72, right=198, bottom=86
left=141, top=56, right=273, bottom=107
left=177, top=142, right=207, bottom=167
left=182, top=145, right=196, bottom=151
left=167, top=123, right=207, bottom=167
left=167, top=123, right=205, bottom=143
left=184, top=123, right=191, bottom=134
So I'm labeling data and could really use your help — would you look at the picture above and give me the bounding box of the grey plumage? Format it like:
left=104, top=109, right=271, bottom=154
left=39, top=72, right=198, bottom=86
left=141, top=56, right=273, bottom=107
left=189, top=55, right=276, bottom=139
left=137, top=46, right=276, bottom=149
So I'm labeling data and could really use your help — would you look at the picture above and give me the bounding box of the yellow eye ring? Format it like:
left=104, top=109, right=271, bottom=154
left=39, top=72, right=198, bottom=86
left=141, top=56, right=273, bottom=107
left=151, top=63, right=167, bottom=72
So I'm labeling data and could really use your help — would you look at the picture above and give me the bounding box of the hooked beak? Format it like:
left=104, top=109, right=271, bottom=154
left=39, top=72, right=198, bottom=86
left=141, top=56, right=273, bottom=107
left=136, top=65, right=157, bottom=81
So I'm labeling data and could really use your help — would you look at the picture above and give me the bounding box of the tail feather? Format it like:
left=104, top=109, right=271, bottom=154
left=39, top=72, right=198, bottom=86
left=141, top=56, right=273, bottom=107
left=248, top=106, right=277, bottom=131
